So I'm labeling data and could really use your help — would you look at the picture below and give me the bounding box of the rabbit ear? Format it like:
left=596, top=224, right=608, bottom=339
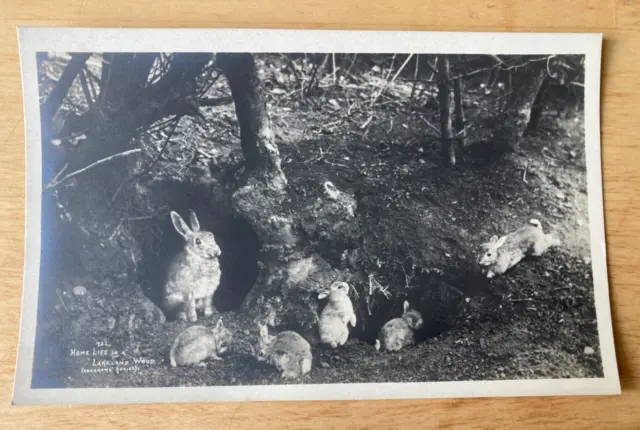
left=495, top=236, right=507, bottom=248
left=188, top=209, right=201, bottom=232
left=215, top=318, right=224, bottom=330
left=318, top=291, right=329, bottom=299
left=489, top=235, right=499, bottom=243
left=403, top=300, right=410, bottom=313
left=170, top=211, right=192, bottom=239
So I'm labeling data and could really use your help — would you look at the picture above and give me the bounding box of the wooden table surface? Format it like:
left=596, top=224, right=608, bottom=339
left=1, top=1, right=639, bottom=428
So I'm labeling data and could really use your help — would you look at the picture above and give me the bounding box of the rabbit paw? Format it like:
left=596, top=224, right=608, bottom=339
left=204, top=307, right=213, bottom=317
left=197, top=362, right=207, bottom=368
left=211, top=354, right=223, bottom=361
left=187, top=312, right=198, bottom=322
left=177, top=312, right=188, bottom=321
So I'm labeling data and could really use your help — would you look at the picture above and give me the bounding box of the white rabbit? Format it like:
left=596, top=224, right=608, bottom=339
left=169, top=319, right=232, bottom=367
left=254, top=323, right=313, bottom=379
left=375, top=300, right=423, bottom=352
left=317, top=281, right=356, bottom=348
left=478, top=218, right=561, bottom=278
left=163, top=209, right=221, bottom=322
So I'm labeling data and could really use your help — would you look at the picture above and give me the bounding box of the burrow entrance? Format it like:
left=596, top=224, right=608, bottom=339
left=134, top=181, right=261, bottom=318
left=347, top=259, right=492, bottom=344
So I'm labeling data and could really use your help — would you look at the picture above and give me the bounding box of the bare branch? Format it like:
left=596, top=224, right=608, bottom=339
left=44, top=148, right=142, bottom=191
left=424, top=57, right=438, bottom=75
left=198, top=96, right=234, bottom=107
left=420, top=116, right=441, bottom=136
left=370, top=53, right=414, bottom=107
left=409, top=54, right=420, bottom=107
left=78, top=69, right=94, bottom=108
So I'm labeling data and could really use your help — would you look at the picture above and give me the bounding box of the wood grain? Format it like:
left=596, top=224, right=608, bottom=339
left=1, top=0, right=639, bottom=428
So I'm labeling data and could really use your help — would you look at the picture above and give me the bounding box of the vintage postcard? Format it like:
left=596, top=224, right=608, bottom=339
left=13, top=28, right=619, bottom=405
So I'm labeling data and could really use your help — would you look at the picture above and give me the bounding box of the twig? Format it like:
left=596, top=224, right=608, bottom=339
left=424, top=57, right=438, bottom=75
left=507, top=298, right=535, bottom=303
left=546, top=55, right=557, bottom=79
left=127, top=214, right=161, bottom=221
left=323, top=159, right=349, bottom=168
left=361, top=115, right=374, bottom=140
left=370, top=53, right=413, bottom=108
left=112, top=116, right=181, bottom=202
left=442, top=283, right=465, bottom=297
left=522, top=160, right=529, bottom=183
left=49, top=163, right=69, bottom=185
left=501, top=55, right=550, bottom=71
left=360, top=115, right=374, bottom=130
left=199, top=96, right=234, bottom=107
left=332, top=53, right=337, bottom=85
left=198, top=67, right=221, bottom=98
left=44, top=148, right=142, bottom=191
left=420, top=116, right=441, bottom=136
left=303, top=147, right=325, bottom=164
left=108, top=219, right=124, bottom=242
left=79, top=69, right=94, bottom=107
left=345, top=54, right=358, bottom=77
left=386, top=118, right=394, bottom=134
left=409, top=54, right=420, bottom=107
left=401, top=259, right=415, bottom=289
left=55, top=288, right=70, bottom=313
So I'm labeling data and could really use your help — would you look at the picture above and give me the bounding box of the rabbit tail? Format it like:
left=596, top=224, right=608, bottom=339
left=301, top=357, right=312, bottom=375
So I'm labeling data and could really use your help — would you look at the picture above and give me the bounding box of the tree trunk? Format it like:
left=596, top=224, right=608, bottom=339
left=526, top=74, right=550, bottom=132
left=216, top=53, right=286, bottom=182
left=453, top=78, right=467, bottom=147
left=492, top=67, right=546, bottom=153
left=217, top=53, right=361, bottom=337
left=436, top=55, right=455, bottom=166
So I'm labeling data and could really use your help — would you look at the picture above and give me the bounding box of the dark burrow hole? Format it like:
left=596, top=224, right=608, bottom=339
left=349, top=260, right=491, bottom=345
left=135, top=182, right=261, bottom=318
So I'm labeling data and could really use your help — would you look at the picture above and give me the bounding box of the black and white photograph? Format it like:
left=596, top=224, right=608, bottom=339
left=13, top=28, right=619, bottom=405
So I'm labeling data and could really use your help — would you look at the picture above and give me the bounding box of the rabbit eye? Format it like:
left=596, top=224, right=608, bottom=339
left=195, top=238, right=202, bottom=245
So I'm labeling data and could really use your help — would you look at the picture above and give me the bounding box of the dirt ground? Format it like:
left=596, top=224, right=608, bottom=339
left=33, top=55, right=602, bottom=389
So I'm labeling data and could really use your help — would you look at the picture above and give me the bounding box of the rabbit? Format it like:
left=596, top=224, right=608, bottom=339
left=163, top=209, right=221, bottom=322
left=317, top=281, right=357, bottom=348
left=254, top=322, right=313, bottom=379
left=375, top=300, right=423, bottom=352
left=478, top=218, right=561, bottom=279
left=169, top=318, right=232, bottom=367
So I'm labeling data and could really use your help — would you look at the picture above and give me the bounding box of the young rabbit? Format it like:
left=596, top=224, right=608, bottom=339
left=254, top=323, right=313, bottom=379
left=375, top=300, right=423, bottom=352
left=163, top=209, right=221, bottom=322
left=478, top=219, right=561, bottom=279
left=169, top=319, right=232, bottom=367
left=317, top=281, right=357, bottom=348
